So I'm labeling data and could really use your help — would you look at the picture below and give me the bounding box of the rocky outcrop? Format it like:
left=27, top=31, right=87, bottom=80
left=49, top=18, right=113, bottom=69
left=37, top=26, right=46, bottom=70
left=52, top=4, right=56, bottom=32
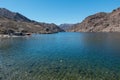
left=0, top=8, right=64, bottom=34
left=67, top=7, right=120, bottom=32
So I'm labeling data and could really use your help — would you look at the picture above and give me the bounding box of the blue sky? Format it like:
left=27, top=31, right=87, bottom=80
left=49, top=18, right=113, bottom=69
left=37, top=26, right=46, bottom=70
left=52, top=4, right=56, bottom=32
left=0, top=0, right=120, bottom=25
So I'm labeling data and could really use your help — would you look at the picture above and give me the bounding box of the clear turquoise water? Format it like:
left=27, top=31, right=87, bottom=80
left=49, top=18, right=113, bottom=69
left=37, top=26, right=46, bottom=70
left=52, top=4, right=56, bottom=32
left=0, top=32, right=120, bottom=80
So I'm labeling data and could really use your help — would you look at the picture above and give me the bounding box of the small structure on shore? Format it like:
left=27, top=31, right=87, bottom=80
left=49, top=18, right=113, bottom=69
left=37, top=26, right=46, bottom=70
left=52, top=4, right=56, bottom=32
left=13, top=32, right=25, bottom=36
left=0, top=29, right=32, bottom=38
left=26, top=33, right=31, bottom=35
left=7, top=29, right=24, bottom=36
left=7, top=29, right=31, bottom=36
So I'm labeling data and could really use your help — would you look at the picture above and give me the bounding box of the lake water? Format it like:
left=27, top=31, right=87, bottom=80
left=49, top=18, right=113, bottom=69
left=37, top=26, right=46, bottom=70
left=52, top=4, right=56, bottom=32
left=0, top=32, right=120, bottom=80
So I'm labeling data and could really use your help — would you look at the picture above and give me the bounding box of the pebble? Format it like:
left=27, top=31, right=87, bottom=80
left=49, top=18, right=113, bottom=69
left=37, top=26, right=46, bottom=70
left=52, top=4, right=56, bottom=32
left=0, top=77, right=2, bottom=80
left=28, top=70, right=33, bottom=73
left=60, top=60, right=63, bottom=63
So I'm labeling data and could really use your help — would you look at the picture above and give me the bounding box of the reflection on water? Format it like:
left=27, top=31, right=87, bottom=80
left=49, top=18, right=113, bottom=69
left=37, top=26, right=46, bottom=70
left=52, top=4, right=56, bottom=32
left=0, top=32, right=120, bottom=80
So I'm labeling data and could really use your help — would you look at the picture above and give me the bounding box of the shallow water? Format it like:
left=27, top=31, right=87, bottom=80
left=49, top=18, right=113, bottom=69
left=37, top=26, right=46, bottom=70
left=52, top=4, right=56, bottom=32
left=0, top=32, right=120, bottom=80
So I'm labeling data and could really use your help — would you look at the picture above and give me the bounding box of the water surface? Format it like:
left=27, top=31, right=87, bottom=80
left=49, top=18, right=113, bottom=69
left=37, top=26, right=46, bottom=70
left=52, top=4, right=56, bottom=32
left=0, top=32, right=120, bottom=80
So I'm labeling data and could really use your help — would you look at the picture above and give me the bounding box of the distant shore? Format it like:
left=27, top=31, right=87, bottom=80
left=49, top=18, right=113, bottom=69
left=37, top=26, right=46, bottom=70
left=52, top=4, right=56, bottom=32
left=0, top=34, right=31, bottom=38
left=0, top=34, right=13, bottom=38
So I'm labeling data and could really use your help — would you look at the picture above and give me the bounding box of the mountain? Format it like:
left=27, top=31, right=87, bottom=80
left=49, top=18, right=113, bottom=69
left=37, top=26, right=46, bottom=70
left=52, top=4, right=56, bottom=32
left=0, top=8, right=32, bottom=22
left=0, top=8, right=64, bottom=34
left=67, top=7, right=120, bottom=32
left=59, top=24, right=74, bottom=31
left=2, top=7, right=120, bottom=33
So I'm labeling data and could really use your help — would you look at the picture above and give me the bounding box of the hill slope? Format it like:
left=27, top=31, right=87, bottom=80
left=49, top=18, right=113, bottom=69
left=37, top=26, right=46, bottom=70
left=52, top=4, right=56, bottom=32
left=67, top=7, right=120, bottom=32
left=0, top=8, right=63, bottom=34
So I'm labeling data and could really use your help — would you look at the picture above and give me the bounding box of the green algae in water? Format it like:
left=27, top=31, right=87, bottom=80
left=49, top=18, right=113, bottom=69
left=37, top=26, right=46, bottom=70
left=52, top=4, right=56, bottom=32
left=0, top=33, right=120, bottom=80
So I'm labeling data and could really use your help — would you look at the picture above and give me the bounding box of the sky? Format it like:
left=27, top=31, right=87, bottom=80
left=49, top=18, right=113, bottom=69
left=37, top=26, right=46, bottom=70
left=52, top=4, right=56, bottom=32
left=0, top=0, right=120, bottom=25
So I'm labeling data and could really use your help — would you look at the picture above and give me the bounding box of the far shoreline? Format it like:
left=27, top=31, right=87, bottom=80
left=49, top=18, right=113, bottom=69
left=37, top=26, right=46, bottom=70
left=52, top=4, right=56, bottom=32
left=0, top=34, right=32, bottom=38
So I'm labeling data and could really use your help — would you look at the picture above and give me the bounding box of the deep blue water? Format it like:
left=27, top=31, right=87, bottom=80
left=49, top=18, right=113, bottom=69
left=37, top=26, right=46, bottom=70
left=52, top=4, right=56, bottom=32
left=0, top=32, right=120, bottom=80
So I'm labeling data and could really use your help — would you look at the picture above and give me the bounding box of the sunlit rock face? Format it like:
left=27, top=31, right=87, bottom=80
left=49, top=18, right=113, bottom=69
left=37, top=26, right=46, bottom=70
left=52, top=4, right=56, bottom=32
left=67, top=7, right=120, bottom=32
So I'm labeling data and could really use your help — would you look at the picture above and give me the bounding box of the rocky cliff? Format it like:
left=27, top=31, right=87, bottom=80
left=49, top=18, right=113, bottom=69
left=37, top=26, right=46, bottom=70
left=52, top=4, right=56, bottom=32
left=67, top=7, right=120, bottom=32
left=0, top=8, right=64, bottom=34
